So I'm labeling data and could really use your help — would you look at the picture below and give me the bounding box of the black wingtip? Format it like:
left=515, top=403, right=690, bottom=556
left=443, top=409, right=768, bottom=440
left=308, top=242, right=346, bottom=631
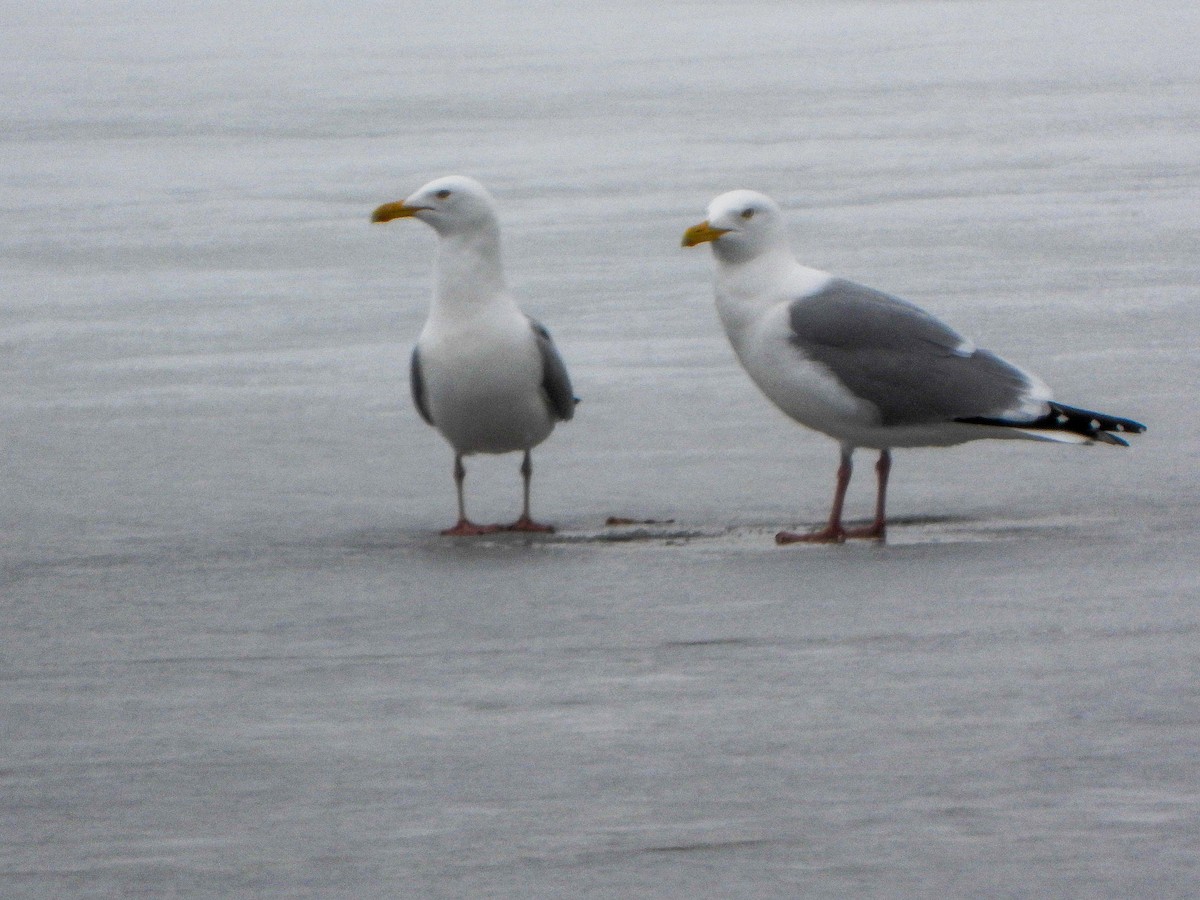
left=1112, top=419, right=1147, bottom=435
left=955, top=401, right=1145, bottom=445
left=1048, top=402, right=1146, bottom=439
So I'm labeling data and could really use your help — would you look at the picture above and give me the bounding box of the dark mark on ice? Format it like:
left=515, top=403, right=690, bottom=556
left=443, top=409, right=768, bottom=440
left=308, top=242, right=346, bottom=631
left=605, top=515, right=677, bottom=526
left=660, top=637, right=756, bottom=649
left=642, top=838, right=774, bottom=855
left=341, top=512, right=1110, bottom=553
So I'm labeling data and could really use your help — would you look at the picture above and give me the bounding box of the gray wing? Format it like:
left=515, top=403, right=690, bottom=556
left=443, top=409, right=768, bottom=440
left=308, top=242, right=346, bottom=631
left=410, top=345, right=434, bottom=425
left=788, top=278, right=1034, bottom=426
left=529, top=317, right=576, bottom=422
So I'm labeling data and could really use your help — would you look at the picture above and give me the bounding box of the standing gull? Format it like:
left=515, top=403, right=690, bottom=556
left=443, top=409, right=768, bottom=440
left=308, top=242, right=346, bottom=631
left=683, top=189, right=1145, bottom=544
left=372, top=175, right=576, bottom=536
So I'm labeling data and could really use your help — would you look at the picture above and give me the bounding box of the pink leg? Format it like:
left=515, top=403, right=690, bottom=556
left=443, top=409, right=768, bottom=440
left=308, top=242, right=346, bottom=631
left=503, top=450, right=554, bottom=533
left=505, top=516, right=554, bottom=533
left=440, top=454, right=501, bottom=536
left=842, top=449, right=890, bottom=541
left=776, top=448, right=854, bottom=544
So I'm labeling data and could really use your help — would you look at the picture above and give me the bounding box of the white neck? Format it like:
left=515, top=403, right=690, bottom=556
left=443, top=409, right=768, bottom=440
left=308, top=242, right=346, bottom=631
left=713, top=245, right=832, bottom=351
left=715, top=245, right=795, bottom=325
left=431, top=226, right=510, bottom=316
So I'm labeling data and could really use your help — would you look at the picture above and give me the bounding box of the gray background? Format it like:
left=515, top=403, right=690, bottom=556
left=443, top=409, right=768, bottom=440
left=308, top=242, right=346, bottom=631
left=3, top=1, right=1198, bottom=896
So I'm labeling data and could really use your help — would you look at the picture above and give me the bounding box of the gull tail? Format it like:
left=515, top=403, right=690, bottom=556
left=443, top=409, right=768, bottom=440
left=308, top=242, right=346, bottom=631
left=956, top=402, right=1147, bottom=447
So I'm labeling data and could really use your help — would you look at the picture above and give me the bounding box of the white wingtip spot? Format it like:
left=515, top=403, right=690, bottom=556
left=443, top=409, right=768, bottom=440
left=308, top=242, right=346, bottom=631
left=1056, top=414, right=1069, bottom=424
left=1089, top=418, right=1101, bottom=430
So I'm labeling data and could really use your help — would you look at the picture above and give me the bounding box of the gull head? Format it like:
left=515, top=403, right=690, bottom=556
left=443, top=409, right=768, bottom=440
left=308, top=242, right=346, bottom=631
left=372, top=175, right=499, bottom=237
left=682, top=189, right=787, bottom=263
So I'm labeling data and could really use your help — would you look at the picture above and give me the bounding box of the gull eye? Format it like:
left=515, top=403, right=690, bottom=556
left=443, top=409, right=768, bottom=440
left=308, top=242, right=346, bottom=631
left=740, top=208, right=755, bottom=220
left=435, top=189, right=452, bottom=199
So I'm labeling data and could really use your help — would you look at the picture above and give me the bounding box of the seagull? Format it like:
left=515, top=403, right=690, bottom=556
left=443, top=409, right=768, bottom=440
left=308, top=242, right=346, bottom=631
left=372, top=175, right=576, bottom=536
left=682, top=189, right=1145, bottom=544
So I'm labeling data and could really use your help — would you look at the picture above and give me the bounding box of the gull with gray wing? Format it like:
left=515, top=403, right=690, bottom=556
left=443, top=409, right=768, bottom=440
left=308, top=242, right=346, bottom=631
left=683, top=189, right=1144, bottom=544
left=373, top=175, right=576, bottom=535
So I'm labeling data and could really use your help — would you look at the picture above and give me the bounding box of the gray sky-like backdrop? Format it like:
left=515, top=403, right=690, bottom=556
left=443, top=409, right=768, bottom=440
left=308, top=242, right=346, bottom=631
left=3, top=2, right=1199, bottom=897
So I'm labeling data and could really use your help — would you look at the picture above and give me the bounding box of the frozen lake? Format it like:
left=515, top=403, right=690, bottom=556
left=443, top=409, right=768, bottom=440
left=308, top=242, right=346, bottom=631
left=3, top=1, right=1199, bottom=896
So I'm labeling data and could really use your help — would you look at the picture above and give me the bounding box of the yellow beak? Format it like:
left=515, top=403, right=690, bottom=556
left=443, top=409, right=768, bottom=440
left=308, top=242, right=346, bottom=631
left=681, top=220, right=731, bottom=247
left=371, top=200, right=427, bottom=223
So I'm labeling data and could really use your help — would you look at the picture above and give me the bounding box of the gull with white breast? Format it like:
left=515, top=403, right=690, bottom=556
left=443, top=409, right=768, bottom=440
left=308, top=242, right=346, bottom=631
left=373, top=175, right=576, bottom=536
left=683, top=189, right=1145, bottom=544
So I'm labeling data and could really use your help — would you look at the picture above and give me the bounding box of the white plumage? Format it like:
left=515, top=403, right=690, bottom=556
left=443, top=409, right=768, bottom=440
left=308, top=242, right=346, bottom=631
left=683, top=189, right=1144, bottom=543
left=373, top=176, right=575, bottom=535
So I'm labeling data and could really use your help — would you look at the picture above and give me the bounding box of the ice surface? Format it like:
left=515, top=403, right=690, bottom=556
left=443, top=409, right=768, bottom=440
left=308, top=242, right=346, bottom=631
left=3, top=1, right=1200, bottom=897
